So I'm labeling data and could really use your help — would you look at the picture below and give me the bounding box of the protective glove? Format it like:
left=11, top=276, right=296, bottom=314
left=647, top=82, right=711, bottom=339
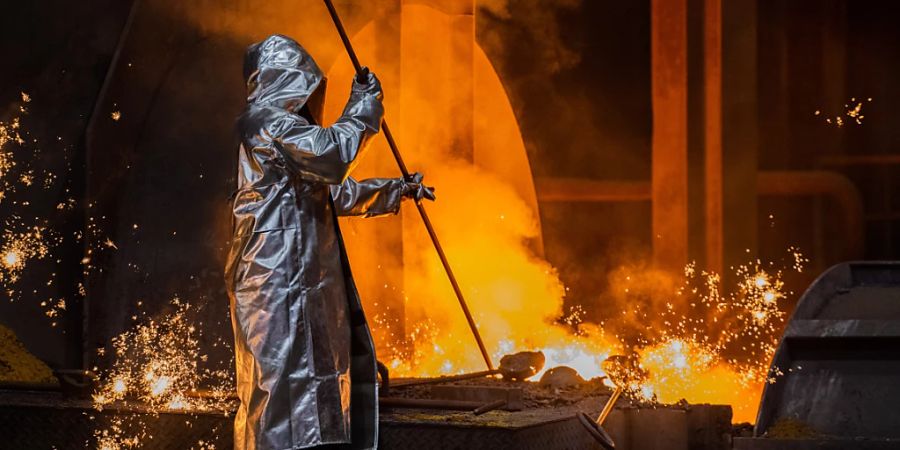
left=401, top=172, right=436, bottom=202
left=351, top=66, right=382, bottom=96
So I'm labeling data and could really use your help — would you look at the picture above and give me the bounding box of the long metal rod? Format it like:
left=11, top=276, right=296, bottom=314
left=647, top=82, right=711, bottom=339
left=473, top=399, right=508, bottom=415
left=391, top=370, right=500, bottom=388
left=596, top=386, right=622, bottom=425
left=322, top=0, right=494, bottom=372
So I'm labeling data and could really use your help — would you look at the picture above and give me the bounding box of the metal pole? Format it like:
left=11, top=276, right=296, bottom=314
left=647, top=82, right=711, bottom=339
left=322, top=0, right=495, bottom=372
left=390, top=369, right=500, bottom=388
left=596, top=386, right=622, bottom=425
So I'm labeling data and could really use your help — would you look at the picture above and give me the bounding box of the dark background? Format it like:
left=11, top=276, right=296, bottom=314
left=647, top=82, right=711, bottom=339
left=1, top=0, right=899, bottom=371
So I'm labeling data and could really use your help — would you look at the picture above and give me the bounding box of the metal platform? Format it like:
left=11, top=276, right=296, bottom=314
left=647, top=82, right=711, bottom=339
left=381, top=402, right=732, bottom=450
left=734, top=437, right=900, bottom=450
left=0, top=389, right=731, bottom=450
left=0, top=390, right=232, bottom=450
left=380, top=410, right=601, bottom=450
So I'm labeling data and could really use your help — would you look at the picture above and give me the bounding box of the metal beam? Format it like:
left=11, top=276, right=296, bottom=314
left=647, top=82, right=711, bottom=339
left=651, top=0, right=690, bottom=271
left=704, top=0, right=723, bottom=274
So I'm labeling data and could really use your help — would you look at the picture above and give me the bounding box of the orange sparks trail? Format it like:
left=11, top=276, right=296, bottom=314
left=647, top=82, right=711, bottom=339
left=0, top=96, right=67, bottom=325
left=0, top=226, right=50, bottom=285
left=816, top=96, right=873, bottom=127
left=92, top=299, right=235, bottom=449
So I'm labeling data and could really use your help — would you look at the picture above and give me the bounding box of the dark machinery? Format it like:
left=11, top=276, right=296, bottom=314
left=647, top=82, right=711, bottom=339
left=736, top=261, right=900, bottom=449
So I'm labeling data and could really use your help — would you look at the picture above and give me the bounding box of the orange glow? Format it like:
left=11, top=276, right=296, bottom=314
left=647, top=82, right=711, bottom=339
left=314, top=5, right=798, bottom=425
left=2, top=250, right=20, bottom=268
left=636, top=339, right=764, bottom=422
left=754, top=274, right=768, bottom=288
left=112, top=377, right=127, bottom=394
left=149, top=375, right=171, bottom=397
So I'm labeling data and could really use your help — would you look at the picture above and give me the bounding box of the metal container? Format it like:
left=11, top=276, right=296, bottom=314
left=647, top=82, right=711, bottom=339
left=739, top=262, right=900, bottom=449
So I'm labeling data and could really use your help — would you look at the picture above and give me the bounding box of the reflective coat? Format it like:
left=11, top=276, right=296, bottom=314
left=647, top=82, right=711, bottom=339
left=225, top=34, right=399, bottom=450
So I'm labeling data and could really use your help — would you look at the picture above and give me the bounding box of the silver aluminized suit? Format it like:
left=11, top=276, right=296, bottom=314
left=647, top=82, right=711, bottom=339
left=226, top=34, right=402, bottom=450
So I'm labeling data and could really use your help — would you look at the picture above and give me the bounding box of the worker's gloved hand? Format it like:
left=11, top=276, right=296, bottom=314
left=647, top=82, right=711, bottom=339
left=352, top=66, right=382, bottom=96
left=401, top=172, right=436, bottom=202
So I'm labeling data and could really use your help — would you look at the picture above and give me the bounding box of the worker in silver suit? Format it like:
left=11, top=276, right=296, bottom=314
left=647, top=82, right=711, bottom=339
left=225, top=34, right=434, bottom=450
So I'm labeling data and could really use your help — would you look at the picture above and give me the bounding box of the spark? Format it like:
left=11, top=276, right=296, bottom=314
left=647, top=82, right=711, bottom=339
left=382, top=248, right=802, bottom=423
left=752, top=310, right=767, bottom=324
left=0, top=226, right=51, bottom=285
left=109, top=378, right=127, bottom=397
left=754, top=274, right=768, bottom=288
left=92, top=299, right=236, bottom=446
left=819, top=96, right=873, bottom=126
left=3, top=250, right=20, bottom=268
left=149, top=375, right=171, bottom=397
left=167, top=395, right=187, bottom=410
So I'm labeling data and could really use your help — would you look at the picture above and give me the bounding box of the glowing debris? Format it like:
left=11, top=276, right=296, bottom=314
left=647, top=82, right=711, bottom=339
left=819, top=96, right=872, bottom=126
left=0, top=96, right=70, bottom=322
left=112, top=377, right=127, bottom=394
left=0, top=226, right=51, bottom=285
left=111, top=111, right=122, bottom=121
left=0, top=120, right=21, bottom=181
left=3, top=250, right=20, bottom=268
left=754, top=274, right=768, bottom=288
left=92, top=299, right=236, bottom=447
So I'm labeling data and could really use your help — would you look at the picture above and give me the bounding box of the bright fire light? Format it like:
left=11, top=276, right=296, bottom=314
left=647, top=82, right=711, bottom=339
left=2, top=250, right=20, bottom=268
left=377, top=251, right=802, bottom=423
left=149, top=375, right=171, bottom=397
left=754, top=274, right=768, bottom=288
left=112, top=377, right=127, bottom=394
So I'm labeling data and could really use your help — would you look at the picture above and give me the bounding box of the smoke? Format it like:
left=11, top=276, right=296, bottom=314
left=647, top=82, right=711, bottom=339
left=478, top=0, right=583, bottom=78
left=300, top=2, right=617, bottom=376
left=157, top=0, right=393, bottom=72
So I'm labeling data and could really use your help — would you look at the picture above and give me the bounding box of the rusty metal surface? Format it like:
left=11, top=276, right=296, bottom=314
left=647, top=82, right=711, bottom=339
left=380, top=414, right=603, bottom=450
left=473, top=399, right=508, bottom=416
left=391, top=370, right=498, bottom=388
left=430, top=385, right=524, bottom=411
